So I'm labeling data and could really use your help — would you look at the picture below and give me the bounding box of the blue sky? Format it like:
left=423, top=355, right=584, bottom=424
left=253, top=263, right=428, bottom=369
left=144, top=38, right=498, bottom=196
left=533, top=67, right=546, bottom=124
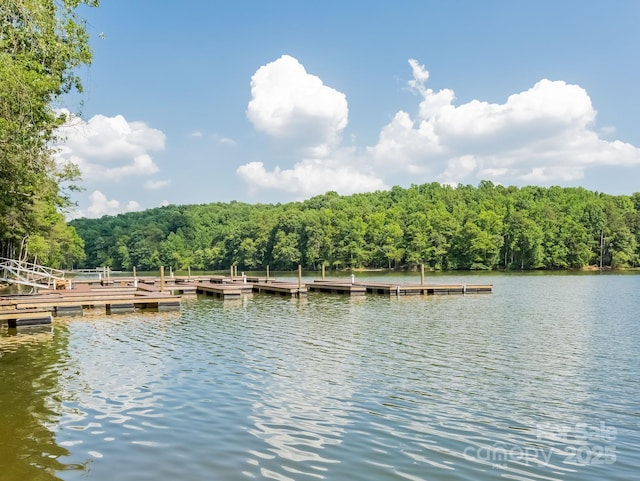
left=56, top=0, right=640, bottom=218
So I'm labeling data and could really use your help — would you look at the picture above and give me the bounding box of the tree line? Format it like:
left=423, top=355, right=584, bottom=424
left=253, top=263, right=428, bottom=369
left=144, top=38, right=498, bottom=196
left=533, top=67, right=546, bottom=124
left=0, top=0, right=96, bottom=266
left=69, top=182, right=640, bottom=272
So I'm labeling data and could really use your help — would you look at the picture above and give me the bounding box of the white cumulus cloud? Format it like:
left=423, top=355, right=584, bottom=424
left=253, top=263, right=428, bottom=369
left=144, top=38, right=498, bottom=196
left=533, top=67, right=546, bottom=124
left=144, top=179, right=171, bottom=190
left=368, top=59, right=640, bottom=186
left=240, top=55, right=382, bottom=198
left=241, top=56, right=640, bottom=198
left=55, top=110, right=166, bottom=181
left=70, top=190, right=142, bottom=219
left=237, top=158, right=387, bottom=198
left=246, top=54, right=348, bottom=157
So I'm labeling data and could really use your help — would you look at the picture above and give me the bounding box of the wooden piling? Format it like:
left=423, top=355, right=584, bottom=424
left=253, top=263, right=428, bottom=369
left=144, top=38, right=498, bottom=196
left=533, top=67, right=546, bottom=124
left=298, top=265, right=302, bottom=289
left=321, top=264, right=325, bottom=280
left=160, top=266, right=165, bottom=292
left=420, top=264, right=425, bottom=286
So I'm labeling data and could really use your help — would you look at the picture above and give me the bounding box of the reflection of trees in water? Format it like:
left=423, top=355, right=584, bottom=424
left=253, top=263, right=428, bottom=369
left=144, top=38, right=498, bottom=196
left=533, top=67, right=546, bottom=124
left=0, top=324, right=84, bottom=480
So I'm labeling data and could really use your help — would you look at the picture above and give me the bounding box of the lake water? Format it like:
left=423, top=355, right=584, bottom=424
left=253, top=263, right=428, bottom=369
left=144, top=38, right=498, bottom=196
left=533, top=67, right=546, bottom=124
left=1, top=272, right=639, bottom=481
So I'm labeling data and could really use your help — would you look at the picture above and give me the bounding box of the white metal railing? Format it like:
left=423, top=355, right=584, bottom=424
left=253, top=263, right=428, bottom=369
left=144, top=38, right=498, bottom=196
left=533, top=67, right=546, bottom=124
left=0, top=257, right=66, bottom=289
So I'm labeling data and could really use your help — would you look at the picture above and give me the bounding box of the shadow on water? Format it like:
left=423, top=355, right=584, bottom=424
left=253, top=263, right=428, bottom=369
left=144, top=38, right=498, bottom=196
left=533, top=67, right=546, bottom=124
left=0, top=323, right=87, bottom=480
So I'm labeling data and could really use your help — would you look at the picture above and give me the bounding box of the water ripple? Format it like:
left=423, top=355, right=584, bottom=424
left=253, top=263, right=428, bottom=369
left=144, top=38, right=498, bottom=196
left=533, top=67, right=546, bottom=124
left=1, top=274, right=639, bottom=480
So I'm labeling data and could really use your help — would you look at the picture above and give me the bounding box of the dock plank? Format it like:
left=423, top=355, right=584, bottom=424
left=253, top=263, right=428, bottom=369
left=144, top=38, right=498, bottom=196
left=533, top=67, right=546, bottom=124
left=345, top=281, right=492, bottom=296
left=308, top=281, right=366, bottom=296
left=195, top=284, right=243, bottom=299
left=252, top=282, right=307, bottom=297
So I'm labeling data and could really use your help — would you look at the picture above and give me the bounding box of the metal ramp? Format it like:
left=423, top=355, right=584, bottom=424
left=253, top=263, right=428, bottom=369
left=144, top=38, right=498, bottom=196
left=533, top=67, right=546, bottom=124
left=0, top=257, right=66, bottom=289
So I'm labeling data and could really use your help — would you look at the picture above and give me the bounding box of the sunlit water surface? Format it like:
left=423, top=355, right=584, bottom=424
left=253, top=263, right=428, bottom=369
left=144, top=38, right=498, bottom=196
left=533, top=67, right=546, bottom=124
left=1, top=273, right=639, bottom=481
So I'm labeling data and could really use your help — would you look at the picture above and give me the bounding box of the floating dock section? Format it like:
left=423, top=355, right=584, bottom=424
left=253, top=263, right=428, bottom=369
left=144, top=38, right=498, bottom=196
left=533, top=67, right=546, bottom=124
left=195, top=284, right=243, bottom=299
left=252, top=282, right=307, bottom=297
left=0, top=286, right=181, bottom=327
left=308, top=281, right=366, bottom=296
left=1, top=270, right=493, bottom=328
left=354, top=282, right=492, bottom=296
left=307, top=280, right=492, bottom=296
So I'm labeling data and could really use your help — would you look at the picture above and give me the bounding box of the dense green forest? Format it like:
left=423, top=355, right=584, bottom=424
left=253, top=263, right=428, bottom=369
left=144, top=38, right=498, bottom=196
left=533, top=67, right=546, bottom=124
left=70, top=182, right=640, bottom=271
left=0, top=0, right=97, bottom=267
left=3, top=2, right=639, bottom=273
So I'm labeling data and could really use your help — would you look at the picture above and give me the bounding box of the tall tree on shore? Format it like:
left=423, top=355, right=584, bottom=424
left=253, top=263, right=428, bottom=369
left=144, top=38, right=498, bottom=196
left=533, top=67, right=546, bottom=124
left=0, top=0, right=97, bottom=266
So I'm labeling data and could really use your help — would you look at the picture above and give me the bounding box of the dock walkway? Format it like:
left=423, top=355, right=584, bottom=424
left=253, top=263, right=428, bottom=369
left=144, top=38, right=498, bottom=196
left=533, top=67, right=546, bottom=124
left=195, top=284, right=243, bottom=299
left=308, top=281, right=366, bottom=295
left=0, top=286, right=181, bottom=325
left=1, top=271, right=493, bottom=327
left=310, top=279, right=492, bottom=296
left=356, top=281, right=492, bottom=295
left=252, top=282, right=307, bottom=297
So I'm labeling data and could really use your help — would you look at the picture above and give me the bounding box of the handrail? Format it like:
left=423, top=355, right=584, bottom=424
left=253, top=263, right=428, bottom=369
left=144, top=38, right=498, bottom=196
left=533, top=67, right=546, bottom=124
left=0, top=257, right=66, bottom=289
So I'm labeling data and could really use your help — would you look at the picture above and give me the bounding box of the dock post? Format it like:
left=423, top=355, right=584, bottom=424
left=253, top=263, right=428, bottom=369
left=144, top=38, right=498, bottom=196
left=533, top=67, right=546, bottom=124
left=230, top=266, right=234, bottom=278
left=266, top=265, right=270, bottom=280
left=188, top=266, right=191, bottom=281
left=322, top=264, right=325, bottom=280
left=298, top=265, right=302, bottom=289
left=420, top=264, right=425, bottom=286
left=160, top=266, right=165, bottom=292
left=133, top=266, right=138, bottom=288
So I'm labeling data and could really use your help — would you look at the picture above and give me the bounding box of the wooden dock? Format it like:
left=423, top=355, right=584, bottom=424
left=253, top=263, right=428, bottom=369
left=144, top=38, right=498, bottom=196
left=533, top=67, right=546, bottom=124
left=308, top=281, right=366, bottom=296
left=252, top=282, right=307, bottom=297
left=0, top=286, right=181, bottom=326
left=195, top=284, right=243, bottom=299
left=355, top=281, right=492, bottom=295
left=307, top=279, right=492, bottom=296
left=1, top=269, right=493, bottom=328
left=66, top=272, right=492, bottom=297
left=207, top=275, right=275, bottom=284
